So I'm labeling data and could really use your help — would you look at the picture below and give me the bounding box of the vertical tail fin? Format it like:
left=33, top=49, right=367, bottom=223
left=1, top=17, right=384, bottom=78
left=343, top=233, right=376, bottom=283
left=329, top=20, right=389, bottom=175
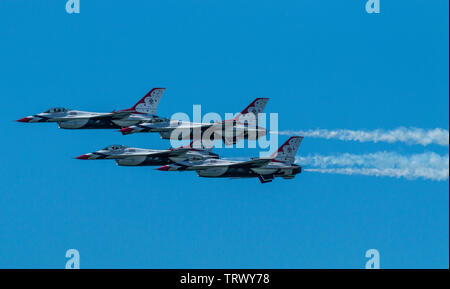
left=238, top=97, right=269, bottom=118
left=227, top=98, right=269, bottom=124
left=130, top=88, right=166, bottom=114
left=270, top=136, right=303, bottom=164
left=240, top=98, right=269, bottom=115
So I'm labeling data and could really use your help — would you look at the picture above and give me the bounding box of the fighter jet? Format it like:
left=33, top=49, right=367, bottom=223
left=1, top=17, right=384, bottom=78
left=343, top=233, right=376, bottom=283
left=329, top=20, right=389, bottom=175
left=16, top=88, right=166, bottom=129
left=75, top=141, right=219, bottom=166
left=156, top=136, right=303, bottom=183
left=119, top=98, right=269, bottom=145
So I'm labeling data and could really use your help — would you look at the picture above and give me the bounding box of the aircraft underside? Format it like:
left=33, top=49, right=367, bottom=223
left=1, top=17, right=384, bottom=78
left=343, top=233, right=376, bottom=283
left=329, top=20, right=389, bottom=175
left=116, top=156, right=174, bottom=166
left=58, top=118, right=141, bottom=129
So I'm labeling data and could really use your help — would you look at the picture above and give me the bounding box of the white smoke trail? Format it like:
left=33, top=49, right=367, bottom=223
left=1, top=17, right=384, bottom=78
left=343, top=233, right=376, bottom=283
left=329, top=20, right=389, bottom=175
left=277, top=127, right=449, bottom=146
left=296, top=152, right=449, bottom=181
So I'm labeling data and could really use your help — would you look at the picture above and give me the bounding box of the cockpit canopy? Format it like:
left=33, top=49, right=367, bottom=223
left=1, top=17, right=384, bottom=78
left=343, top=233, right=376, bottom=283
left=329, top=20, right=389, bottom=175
left=103, top=144, right=127, bottom=151
left=44, top=107, right=68, bottom=113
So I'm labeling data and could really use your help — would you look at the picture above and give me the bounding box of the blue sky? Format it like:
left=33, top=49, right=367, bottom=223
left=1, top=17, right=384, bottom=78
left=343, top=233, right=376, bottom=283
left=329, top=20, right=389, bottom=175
left=0, top=0, right=448, bottom=268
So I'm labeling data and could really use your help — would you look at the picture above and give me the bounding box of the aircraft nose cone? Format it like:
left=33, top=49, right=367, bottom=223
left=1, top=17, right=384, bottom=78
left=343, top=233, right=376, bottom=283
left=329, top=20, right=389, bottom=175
left=75, top=154, right=90, bottom=160
left=157, top=165, right=170, bottom=171
left=17, top=117, right=32, bottom=123
left=119, top=127, right=134, bottom=135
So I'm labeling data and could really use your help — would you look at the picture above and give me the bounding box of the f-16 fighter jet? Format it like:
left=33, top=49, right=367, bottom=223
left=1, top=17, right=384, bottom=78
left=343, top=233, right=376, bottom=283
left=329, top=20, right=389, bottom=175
left=119, top=98, right=269, bottom=145
left=16, top=88, right=166, bottom=129
left=75, top=141, right=218, bottom=166
left=156, top=136, right=303, bottom=183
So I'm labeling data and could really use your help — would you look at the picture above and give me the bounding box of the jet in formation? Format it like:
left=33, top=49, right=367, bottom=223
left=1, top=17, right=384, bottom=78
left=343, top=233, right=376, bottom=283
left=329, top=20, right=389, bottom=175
left=16, top=88, right=166, bottom=129
left=17, top=89, right=269, bottom=144
left=75, top=141, right=218, bottom=166
left=156, top=136, right=303, bottom=183
left=119, top=97, right=269, bottom=145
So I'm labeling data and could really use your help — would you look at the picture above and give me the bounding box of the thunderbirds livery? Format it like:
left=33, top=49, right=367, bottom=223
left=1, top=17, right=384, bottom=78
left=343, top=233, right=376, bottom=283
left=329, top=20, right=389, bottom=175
left=18, top=86, right=305, bottom=184
left=75, top=141, right=218, bottom=166
left=16, top=88, right=166, bottom=129
left=119, top=98, right=269, bottom=145
left=157, top=136, right=303, bottom=183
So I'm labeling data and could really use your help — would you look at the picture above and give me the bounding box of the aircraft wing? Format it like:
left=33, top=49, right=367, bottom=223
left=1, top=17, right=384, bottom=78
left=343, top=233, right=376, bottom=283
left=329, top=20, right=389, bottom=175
left=119, top=150, right=188, bottom=158
left=157, top=122, right=214, bottom=132
left=109, top=111, right=136, bottom=119
left=227, top=158, right=272, bottom=168
left=116, top=147, right=202, bottom=159
left=53, top=111, right=135, bottom=121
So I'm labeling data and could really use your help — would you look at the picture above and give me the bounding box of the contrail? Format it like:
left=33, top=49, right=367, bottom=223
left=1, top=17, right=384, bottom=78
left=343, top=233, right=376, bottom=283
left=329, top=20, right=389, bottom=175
left=296, top=152, right=449, bottom=181
left=276, top=127, right=449, bottom=146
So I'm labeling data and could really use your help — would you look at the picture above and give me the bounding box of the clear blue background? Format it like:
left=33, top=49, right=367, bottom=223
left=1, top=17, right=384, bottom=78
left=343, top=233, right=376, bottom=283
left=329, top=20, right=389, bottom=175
left=0, top=0, right=448, bottom=268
